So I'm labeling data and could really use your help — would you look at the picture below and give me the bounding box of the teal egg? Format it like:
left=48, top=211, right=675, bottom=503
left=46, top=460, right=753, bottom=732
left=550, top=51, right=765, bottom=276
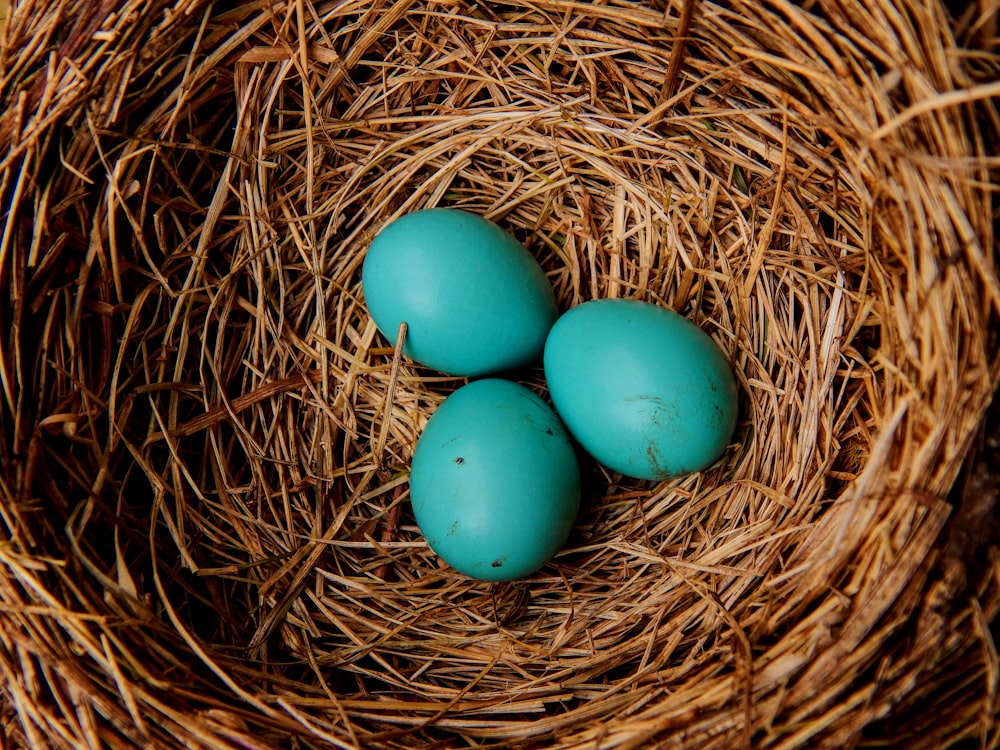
left=361, top=208, right=558, bottom=376
left=410, top=379, right=581, bottom=581
left=543, top=299, right=738, bottom=480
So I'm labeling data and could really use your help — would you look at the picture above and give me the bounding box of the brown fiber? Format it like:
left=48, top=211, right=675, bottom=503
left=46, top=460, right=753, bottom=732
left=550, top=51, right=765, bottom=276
left=0, top=1, right=998, bottom=747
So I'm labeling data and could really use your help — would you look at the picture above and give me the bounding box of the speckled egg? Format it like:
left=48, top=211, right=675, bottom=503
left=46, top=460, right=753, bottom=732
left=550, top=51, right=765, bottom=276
left=409, top=379, right=581, bottom=581
left=543, top=298, right=738, bottom=480
left=361, top=208, right=558, bottom=376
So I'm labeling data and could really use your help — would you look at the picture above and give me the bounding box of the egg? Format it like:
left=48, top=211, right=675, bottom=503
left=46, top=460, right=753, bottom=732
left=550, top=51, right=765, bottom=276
left=361, top=208, right=558, bottom=376
left=543, top=298, right=738, bottom=480
left=409, top=379, right=581, bottom=581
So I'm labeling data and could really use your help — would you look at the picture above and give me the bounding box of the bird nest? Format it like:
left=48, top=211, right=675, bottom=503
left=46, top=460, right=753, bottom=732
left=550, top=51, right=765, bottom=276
left=1, top=0, right=998, bottom=748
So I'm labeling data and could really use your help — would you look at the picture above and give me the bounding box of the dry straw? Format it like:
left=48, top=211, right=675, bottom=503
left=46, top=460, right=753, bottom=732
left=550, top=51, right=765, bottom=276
left=0, top=0, right=998, bottom=747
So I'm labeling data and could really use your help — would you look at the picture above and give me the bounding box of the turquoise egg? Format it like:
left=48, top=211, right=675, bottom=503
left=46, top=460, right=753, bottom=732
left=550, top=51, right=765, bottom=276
left=410, top=379, right=581, bottom=581
left=361, top=208, right=558, bottom=376
left=543, top=299, right=738, bottom=480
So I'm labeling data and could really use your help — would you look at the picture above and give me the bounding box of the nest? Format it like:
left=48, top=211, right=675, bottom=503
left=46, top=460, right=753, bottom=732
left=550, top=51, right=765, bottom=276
left=1, top=0, right=998, bottom=747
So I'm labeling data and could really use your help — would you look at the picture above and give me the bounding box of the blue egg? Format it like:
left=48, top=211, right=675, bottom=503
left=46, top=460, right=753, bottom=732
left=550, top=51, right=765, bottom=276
left=543, top=299, right=738, bottom=480
left=362, top=208, right=558, bottom=376
left=410, top=379, right=581, bottom=581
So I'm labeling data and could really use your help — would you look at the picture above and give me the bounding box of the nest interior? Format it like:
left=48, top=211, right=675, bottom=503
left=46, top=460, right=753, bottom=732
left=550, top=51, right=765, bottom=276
left=0, top=0, right=998, bottom=748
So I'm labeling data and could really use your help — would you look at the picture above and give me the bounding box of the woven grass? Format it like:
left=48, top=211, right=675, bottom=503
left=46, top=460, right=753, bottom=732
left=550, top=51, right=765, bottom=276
left=1, top=0, right=999, bottom=747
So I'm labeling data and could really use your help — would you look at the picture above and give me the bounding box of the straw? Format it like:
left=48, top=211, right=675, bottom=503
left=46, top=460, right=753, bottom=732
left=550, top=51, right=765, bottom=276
left=0, top=0, right=997, bottom=747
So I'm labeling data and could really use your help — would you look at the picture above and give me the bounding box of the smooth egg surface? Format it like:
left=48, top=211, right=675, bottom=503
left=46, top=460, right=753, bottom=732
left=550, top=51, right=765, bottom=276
left=362, top=208, right=558, bottom=376
left=543, top=298, right=738, bottom=480
left=410, top=379, right=581, bottom=581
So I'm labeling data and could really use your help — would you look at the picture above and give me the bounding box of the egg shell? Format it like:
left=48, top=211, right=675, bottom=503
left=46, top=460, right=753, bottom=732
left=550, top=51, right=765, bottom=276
left=409, top=379, right=581, bottom=581
left=362, top=208, right=558, bottom=376
left=543, top=298, right=738, bottom=480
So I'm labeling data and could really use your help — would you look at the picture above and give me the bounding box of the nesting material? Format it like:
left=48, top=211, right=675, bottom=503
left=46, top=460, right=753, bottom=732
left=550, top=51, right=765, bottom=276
left=0, top=0, right=998, bottom=748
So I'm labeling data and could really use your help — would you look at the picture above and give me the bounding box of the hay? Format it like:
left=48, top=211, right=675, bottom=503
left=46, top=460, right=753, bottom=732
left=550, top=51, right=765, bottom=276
left=0, top=0, right=998, bottom=747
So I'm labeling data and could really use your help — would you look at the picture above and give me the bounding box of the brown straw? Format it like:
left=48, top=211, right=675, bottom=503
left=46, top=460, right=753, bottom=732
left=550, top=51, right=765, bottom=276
left=0, top=0, right=998, bottom=747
